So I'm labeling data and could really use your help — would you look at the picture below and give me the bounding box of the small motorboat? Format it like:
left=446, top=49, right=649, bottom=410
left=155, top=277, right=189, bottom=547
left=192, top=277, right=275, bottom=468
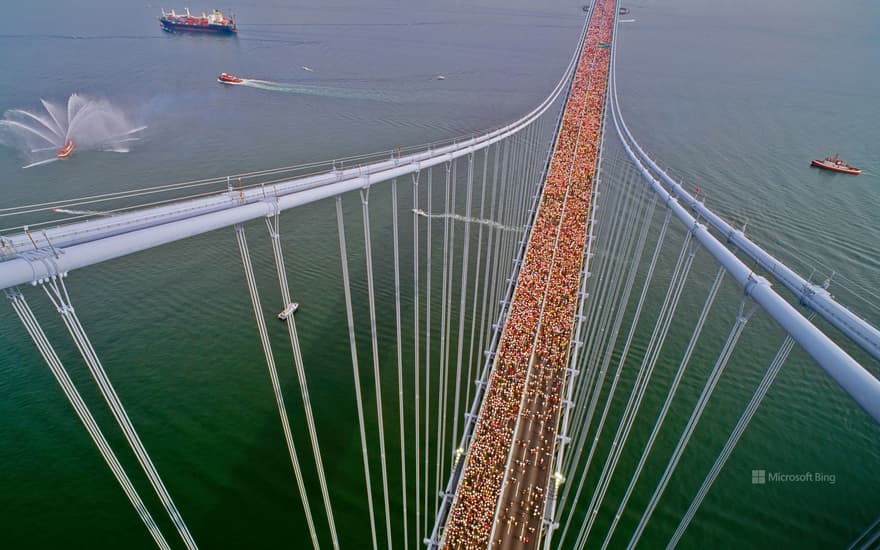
left=57, top=140, right=75, bottom=159
left=412, top=208, right=428, bottom=217
left=218, top=72, right=245, bottom=84
left=278, top=302, right=299, bottom=321
left=811, top=153, right=861, bottom=175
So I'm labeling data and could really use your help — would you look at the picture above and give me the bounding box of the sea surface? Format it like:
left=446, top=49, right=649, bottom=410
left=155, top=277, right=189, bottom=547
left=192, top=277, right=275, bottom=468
left=0, top=0, right=877, bottom=548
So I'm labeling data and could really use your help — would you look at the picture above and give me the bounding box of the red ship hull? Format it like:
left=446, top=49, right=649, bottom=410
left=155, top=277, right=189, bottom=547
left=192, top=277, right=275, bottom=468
left=811, top=158, right=861, bottom=175
left=218, top=73, right=245, bottom=84
left=57, top=140, right=75, bottom=159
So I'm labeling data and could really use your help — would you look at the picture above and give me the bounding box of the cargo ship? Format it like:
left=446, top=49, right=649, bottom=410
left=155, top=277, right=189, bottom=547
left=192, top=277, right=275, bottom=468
left=811, top=153, right=861, bottom=175
left=159, top=8, right=237, bottom=34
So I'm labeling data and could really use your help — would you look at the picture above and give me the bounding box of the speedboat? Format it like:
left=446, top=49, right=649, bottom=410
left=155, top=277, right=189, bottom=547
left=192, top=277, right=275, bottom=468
left=412, top=208, right=428, bottom=217
left=278, top=302, right=299, bottom=321
left=811, top=153, right=861, bottom=175
left=218, top=72, right=245, bottom=84
left=57, top=140, right=75, bottom=159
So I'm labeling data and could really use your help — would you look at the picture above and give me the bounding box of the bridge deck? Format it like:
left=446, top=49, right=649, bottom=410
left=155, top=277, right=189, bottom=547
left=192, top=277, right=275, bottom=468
left=442, top=1, right=616, bottom=548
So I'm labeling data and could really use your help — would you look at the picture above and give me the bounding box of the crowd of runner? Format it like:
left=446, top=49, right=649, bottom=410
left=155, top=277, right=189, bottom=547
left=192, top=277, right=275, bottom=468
left=443, top=1, right=616, bottom=547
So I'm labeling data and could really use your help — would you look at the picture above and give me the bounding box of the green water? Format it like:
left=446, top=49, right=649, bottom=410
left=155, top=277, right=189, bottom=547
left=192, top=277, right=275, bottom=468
left=1, top=0, right=878, bottom=548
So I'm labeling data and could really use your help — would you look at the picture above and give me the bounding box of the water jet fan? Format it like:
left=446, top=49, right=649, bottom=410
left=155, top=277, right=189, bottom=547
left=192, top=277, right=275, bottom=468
left=0, top=93, right=146, bottom=168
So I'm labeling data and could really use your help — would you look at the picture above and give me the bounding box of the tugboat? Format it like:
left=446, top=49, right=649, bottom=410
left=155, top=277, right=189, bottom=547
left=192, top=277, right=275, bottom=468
left=277, top=302, right=299, bottom=321
left=218, top=72, right=245, bottom=84
left=57, top=140, right=75, bottom=159
left=159, top=9, right=237, bottom=34
left=811, top=153, right=861, bottom=175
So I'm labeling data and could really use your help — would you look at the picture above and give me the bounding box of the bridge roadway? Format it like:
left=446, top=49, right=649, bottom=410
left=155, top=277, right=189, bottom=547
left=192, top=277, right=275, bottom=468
left=441, top=0, right=615, bottom=547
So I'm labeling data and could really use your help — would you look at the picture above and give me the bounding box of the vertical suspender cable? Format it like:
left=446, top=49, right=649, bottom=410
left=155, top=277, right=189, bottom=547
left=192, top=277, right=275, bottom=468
left=563, top=191, right=670, bottom=540
left=559, top=177, right=655, bottom=495
left=7, top=289, right=172, bottom=550
left=478, top=143, right=502, bottom=371
left=451, top=153, right=475, bottom=447
left=234, top=224, right=319, bottom=549
left=263, top=212, right=339, bottom=549
left=441, top=158, right=458, bottom=492
left=390, top=179, right=409, bottom=550
left=575, top=168, right=651, bottom=417
left=493, top=140, right=513, bottom=332
left=601, top=265, right=726, bottom=548
left=465, top=148, right=491, bottom=409
left=848, top=516, right=880, bottom=550
left=488, top=140, right=511, bottom=333
left=359, top=188, right=393, bottom=549
left=488, top=141, right=508, bottom=331
left=516, top=126, right=534, bottom=228
left=581, top=204, right=673, bottom=461
left=571, top=160, right=634, bottom=418
left=423, top=167, right=433, bottom=534
left=575, top=162, right=635, bottom=385
left=335, top=196, right=379, bottom=550
left=566, top=152, right=617, bottom=420
left=557, top=188, right=658, bottom=539
left=578, top=232, right=698, bottom=545
left=436, top=161, right=452, bottom=514
left=626, top=299, right=757, bottom=549
left=667, top=327, right=801, bottom=548
left=41, top=276, right=199, bottom=550
left=412, top=170, right=422, bottom=548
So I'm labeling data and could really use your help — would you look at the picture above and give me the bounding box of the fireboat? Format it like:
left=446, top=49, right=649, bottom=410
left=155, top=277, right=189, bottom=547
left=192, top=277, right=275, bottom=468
left=810, top=153, right=861, bottom=175
left=57, top=140, right=75, bottom=159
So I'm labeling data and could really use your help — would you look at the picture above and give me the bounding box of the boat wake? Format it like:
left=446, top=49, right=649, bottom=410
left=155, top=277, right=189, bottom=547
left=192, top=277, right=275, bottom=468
left=52, top=207, right=112, bottom=217
left=232, top=78, right=398, bottom=102
left=0, top=94, right=146, bottom=168
left=412, top=209, right=519, bottom=232
left=21, top=158, right=60, bottom=169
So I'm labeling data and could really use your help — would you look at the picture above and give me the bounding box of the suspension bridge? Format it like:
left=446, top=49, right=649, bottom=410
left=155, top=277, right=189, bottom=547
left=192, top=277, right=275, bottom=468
left=1, top=0, right=878, bottom=548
